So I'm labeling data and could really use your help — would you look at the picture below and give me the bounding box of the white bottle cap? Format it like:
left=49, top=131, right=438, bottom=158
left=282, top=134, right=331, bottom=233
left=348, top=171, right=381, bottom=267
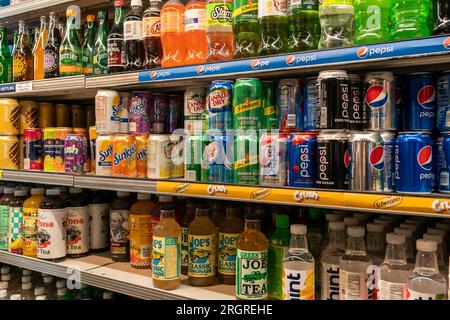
left=1, top=274, right=11, bottom=281
left=117, top=191, right=130, bottom=197
left=14, top=190, right=27, bottom=197
left=56, top=280, right=65, bottom=288
left=10, top=294, right=21, bottom=300
left=57, top=288, right=67, bottom=296
left=435, top=223, right=450, bottom=231
left=137, top=193, right=151, bottom=200
left=34, top=286, right=45, bottom=296
left=22, top=269, right=32, bottom=276
left=416, top=239, right=437, bottom=252
left=1, top=266, right=10, bottom=274
left=325, top=213, right=341, bottom=222
left=423, top=233, right=444, bottom=244
left=400, top=223, right=418, bottom=232
left=43, top=276, right=53, bottom=283
left=0, top=282, right=8, bottom=289
left=348, top=226, right=365, bottom=238
left=329, top=221, right=345, bottom=231
left=344, top=217, right=359, bottom=227
left=159, top=196, right=173, bottom=202
left=69, top=188, right=83, bottom=194
left=103, top=291, right=114, bottom=299
left=36, top=295, right=47, bottom=300
left=386, top=233, right=405, bottom=245
left=46, top=189, right=60, bottom=196
left=290, top=224, right=307, bottom=235
left=131, top=0, right=142, bottom=6
left=21, top=276, right=31, bottom=283
left=427, top=228, right=446, bottom=236
left=0, top=289, right=7, bottom=298
left=367, top=223, right=384, bottom=233
left=31, top=188, right=45, bottom=195
left=22, top=282, right=32, bottom=290
left=394, top=227, right=413, bottom=237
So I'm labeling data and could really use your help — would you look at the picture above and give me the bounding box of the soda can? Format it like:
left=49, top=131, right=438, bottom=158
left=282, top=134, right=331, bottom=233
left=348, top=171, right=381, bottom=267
left=184, top=87, right=208, bottom=134
left=147, top=134, right=172, bottom=179
left=395, top=77, right=405, bottom=131
left=204, top=133, right=234, bottom=183
left=19, top=100, right=39, bottom=135
left=23, top=128, right=43, bottom=171
left=303, top=78, right=318, bottom=131
left=95, top=134, right=113, bottom=176
left=364, top=71, right=396, bottom=130
left=151, top=93, right=168, bottom=134
left=118, top=92, right=131, bottom=134
left=208, top=80, right=233, bottom=131
left=0, top=99, right=20, bottom=135
left=73, top=129, right=89, bottom=172
left=64, top=134, right=86, bottom=175
left=70, top=105, right=86, bottom=128
left=349, top=74, right=365, bottom=130
left=18, top=135, right=24, bottom=170
left=168, top=95, right=183, bottom=134
left=348, top=131, right=384, bottom=192
left=95, top=90, right=120, bottom=134
left=38, top=102, right=54, bottom=128
left=43, top=128, right=56, bottom=172
left=170, top=134, right=185, bottom=178
left=278, top=79, right=301, bottom=133
left=234, top=132, right=258, bottom=185
left=437, top=71, right=450, bottom=131
left=437, top=132, right=450, bottom=193
left=287, top=132, right=317, bottom=188
left=89, top=126, right=97, bottom=173
left=129, top=91, right=151, bottom=135
left=112, top=134, right=137, bottom=177
left=316, top=130, right=349, bottom=190
left=233, top=78, right=262, bottom=131
left=185, top=134, right=209, bottom=182
left=55, top=127, right=73, bottom=173
left=0, top=135, right=19, bottom=170
left=55, top=103, right=70, bottom=127
left=259, top=132, right=288, bottom=187
left=395, top=131, right=434, bottom=194
left=404, top=73, right=436, bottom=130
left=135, top=134, right=148, bottom=178
left=379, top=131, right=396, bottom=192
left=261, top=81, right=278, bottom=130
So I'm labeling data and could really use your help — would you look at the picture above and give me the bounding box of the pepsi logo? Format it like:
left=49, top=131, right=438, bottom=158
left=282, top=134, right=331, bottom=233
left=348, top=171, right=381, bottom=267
left=443, top=37, right=450, bottom=49
left=366, top=85, right=388, bottom=109
left=417, top=145, right=433, bottom=171
left=344, top=149, right=350, bottom=168
left=370, top=146, right=384, bottom=171
left=150, top=71, right=157, bottom=79
left=417, top=85, right=436, bottom=110
left=286, top=55, right=296, bottom=66
left=196, top=66, right=205, bottom=75
left=357, top=47, right=369, bottom=58
left=251, top=59, right=260, bottom=69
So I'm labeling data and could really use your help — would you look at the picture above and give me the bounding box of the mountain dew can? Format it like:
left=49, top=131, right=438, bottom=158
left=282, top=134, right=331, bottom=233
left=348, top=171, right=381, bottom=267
left=233, top=78, right=262, bottom=130
left=234, top=132, right=259, bottom=185
left=185, top=134, right=209, bottom=182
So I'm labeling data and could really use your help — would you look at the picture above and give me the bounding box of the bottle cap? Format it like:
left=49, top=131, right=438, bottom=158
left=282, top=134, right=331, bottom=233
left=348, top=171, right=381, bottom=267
left=366, top=223, right=384, bottom=233
left=21, top=276, right=31, bottom=283
left=1, top=274, right=11, bottom=281
left=87, top=15, right=96, bottom=22
left=131, top=0, right=143, bottom=7
left=43, top=276, right=53, bottom=283
left=427, top=228, right=446, bottom=236
left=14, top=190, right=27, bottom=197
left=416, top=239, right=437, bottom=252
left=137, top=193, right=151, bottom=200
left=394, top=227, right=413, bottom=237
left=0, top=282, right=8, bottom=289
left=36, top=295, right=46, bottom=300
left=329, top=221, right=345, bottom=231
left=325, top=213, right=340, bottom=222
left=66, top=9, right=77, bottom=17
left=1, top=266, right=10, bottom=274
left=31, top=188, right=44, bottom=195
left=34, top=286, right=45, bottom=296
left=344, top=217, right=359, bottom=227
left=290, top=224, right=306, bottom=235
left=3, top=187, right=14, bottom=194
left=348, top=226, right=365, bottom=238
left=0, top=289, right=7, bottom=298
left=435, top=223, right=450, bottom=231
left=57, top=288, right=67, bottom=296
left=423, top=233, right=443, bottom=244
left=46, top=189, right=60, bottom=196
left=103, top=291, right=114, bottom=299
left=56, top=280, right=65, bottom=288
left=10, top=294, right=21, bottom=300
left=276, top=214, right=289, bottom=228
left=69, top=188, right=83, bottom=194
left=22, top=269, right=32, bottom=276
left=22, top=282, right=32, bottom=290
left=114, top=0, right=126, bottom=6
left=117, top=191, right=130, bottom=197
left=386, top=233, right=405, bottom=245
left=159, top=196, right=173, bottom=202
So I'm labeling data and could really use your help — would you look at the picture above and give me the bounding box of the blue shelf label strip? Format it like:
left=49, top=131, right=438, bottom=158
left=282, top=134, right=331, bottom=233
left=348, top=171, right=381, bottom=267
left=0, top=84, right=15, bottom=93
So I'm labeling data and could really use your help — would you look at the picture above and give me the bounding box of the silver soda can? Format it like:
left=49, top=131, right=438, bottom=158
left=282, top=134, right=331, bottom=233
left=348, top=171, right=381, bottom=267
left=364, top=72, right=396, bottom=130
left=147, top=134, right=173, bottom=179
left=379, top=130, right=396, bottom=192
left=259, top=132, right=288, bottom=187
left=95, top=90, right=120, bottom=134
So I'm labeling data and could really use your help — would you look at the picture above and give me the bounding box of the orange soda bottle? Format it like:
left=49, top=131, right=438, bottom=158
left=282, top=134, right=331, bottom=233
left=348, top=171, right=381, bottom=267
left=161, top=0, right=186, bottom=68
left=206, top=0, right=234, bottom=62
left=33, top=16, right=48, bottom=80
left=184, top=0, right=207, bottom=64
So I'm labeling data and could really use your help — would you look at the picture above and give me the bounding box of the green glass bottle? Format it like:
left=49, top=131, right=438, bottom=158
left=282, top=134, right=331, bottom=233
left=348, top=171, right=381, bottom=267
left=93, top=10, right=109, bottom=75
left=82, top=15, right=97, bottom=75
left=13, top=20, right=33, bottom=82
left=0, top=25, right=12, bottom=84
left=59, top=8, right=83, bottom=77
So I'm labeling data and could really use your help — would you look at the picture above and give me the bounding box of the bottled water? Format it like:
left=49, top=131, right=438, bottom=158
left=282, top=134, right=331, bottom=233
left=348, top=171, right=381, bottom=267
left=353, top=213, right=369, bottom=226
left=423, top=233, right=448, bottom=277
left=427, top=228, right=448, bottom=260
left=320, top=213, right=342, bottom=252
left=394, top=227, right=415, bottom=265
left=366, top=223, right=386, bottom=267
left=373, top=218, right=393, bottom=233
left=344, top=217, right=359, bottom=235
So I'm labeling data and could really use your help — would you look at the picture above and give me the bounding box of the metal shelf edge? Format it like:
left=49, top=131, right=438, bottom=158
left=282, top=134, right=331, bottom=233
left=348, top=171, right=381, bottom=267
left=74, top=175, right=157, bottom=193
left=1, top=170, right=74, bottom=186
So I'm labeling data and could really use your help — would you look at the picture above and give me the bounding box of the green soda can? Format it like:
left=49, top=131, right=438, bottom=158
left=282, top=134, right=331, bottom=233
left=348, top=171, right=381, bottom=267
left=261, top=81, right=278, bottom=129
left=233, top=78, right=262, bottom=131
left=233, top=132, right=259, bottom=185
left=185, top=134, right=209, bottom=182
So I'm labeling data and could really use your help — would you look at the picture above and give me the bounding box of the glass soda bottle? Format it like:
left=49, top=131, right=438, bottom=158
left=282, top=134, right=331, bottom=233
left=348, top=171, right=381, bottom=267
left=44, top=12, right=61, bottom=79
left=160, top=0, right=186, bottom=67
left=0, top=25, right=12, bottom=84
left=366, top=223, right=386, bottom=267
left=60, top=9, right=83, bottom=76
left=232, top=0, right=259, bottom=58
left=8, top=190, right=28, bottom=255
left=33, top=16, right=48, bottom=80
left=23, top=188, right=45, bottom=258
left=354, top=0, right=391, bottom=45
left=318, top=0, right=355, bottom=49
left=124, top=0, right=145, bottom=71
left=185, top=0, right=207, bottom=64
left=282, top=224, right=315, bottom=300
left=82, top=15, right=97, bottom=75
left=93, top=10, right=109, bottom=75
left=13, top=20, right=33, bottom=82
left=287, top=0, right=320, bottom=52
left=206, top=0, right=234, bottom=62
left=390, top=0, right=431, bottom=40
left=143, top=0, right=163, bottom=69
left=258, top=0, right=289, bottom=55
left=152, top=209, right=182, bottom=290
left=108, top=0, right=126, bottom=73
left=434, top=0, right=450, bottom=35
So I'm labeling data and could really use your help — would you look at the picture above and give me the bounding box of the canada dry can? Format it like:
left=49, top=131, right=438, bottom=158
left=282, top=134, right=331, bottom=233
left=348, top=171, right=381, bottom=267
left=168, top=95, right=183, bottom=134
left=208, top=80, right=233, bottom=131
left=287, top=132, right=318, bottom=188
left=437, top=71, right=450, bottom=131
left=349, top=74, right=365, bottom=130
left=259, top=133, right=287, bottom=187
left=64, top=134, right=87, bottom=175
left=437, top=132, right=450, bottom=193
left=19, top=100, right=39, bottom=135
left=112, top=134, right=137, bottom=178
left=233, top=78, right=262, bottom=131
left=316, top=130, right=349, bottom=190
left=0, top=135, right=19, bottom=170
left=261, top=81, right=278, bottom=130
left=205, top=134, right=234, bottom=183
left=380, top=131, right=396, bottom=192
left=129, top=91, right=151, bottom=135
left=0, top=99, right=20, bottom=135
left=170, top=134, right=185, bottom=178
left=135, top=134, right=148, bottom=178
left=147, top=134, right=172, bottom=179
left=317, top=70, right=350, bottom=130
left=151, top=94, right=168, bottom=134
left=234, top=132, right=259, bottom=185
left=348, top=131, right=384, bottom=192
left=185, top=134, right=209, bottom=182
left=118, top=92, right=131, bottom=134
left=364, top=72, right=396, bottom=130
left=278, top=79, right=301, bottom=133
left=95, top=134, right=113, bottom=176
left=184, top=87, right=208, bottom=134
left=95, top=90, right=120, bottom=134
left=23, top=128, right=43, bottom=171
left=303, top=78, right=318, bottom=131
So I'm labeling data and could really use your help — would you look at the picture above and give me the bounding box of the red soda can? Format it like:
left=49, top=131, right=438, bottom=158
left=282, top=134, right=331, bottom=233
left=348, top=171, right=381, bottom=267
left=23, top=128, right=43, bottom=171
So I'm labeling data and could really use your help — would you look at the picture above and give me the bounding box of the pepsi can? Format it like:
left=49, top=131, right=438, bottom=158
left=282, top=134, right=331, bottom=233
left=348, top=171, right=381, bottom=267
left=437, top=71, right=450, bottom=131
left=404, top=73, right=436, bottom=130
left=316, top=130, right=349, bottom=190
left=364, top=72, right=396, bottom=130
left=287, top=132, right=317, bottom=188
left=207, top=80, right=233, bottom=132
left=349, top=74, right=365, bottom=130
left=395, top=132, right=434, bottom=194
left=259, top=132, right=288, bottom=186
left=436, top=132, right=450, bottom=193
left=278, top=79, right=302, bottom=133
left=395, top=77, right=405, bottom=131
left=318, top=70, right=350, bottom=130
left=204, top=133, right=234, bottom=183
left=380, top=131, right=396, bottom=192
left=348, top=131, right=384, bottom=192
left=303, top=77, right=318, bottom=131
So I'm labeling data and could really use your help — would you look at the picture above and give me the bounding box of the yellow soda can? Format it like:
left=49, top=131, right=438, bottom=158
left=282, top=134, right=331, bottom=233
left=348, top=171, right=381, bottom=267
left=112, top=134, right=137, bottom=178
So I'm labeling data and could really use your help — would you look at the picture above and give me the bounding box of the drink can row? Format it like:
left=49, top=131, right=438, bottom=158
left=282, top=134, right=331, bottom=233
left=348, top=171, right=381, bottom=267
left=437, top=131, right=450, bottom=193
left=0, top=99, right=20, bottom=135
left=43, top=127, right=73, bottom=173
left=0, top=135, right=19, bottom=170
left=437, top=71, right=450, bottom=131
left=64, top=134, right=88, bottom=174
left=208, top=81, right=233, bottom=132
left=147, top=134, right=184, bottom=179
left=233, top=78, right=262, bottom=131
left=287, top=132, right=317, bottom=188
left=404, top=73, right=436, bottom=130
left=23, top=128, right=43, bottom=171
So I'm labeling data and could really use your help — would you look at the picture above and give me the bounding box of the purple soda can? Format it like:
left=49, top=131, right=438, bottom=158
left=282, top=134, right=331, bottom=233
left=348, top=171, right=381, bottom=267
left=151, top=93, right=168, bottom=134
left=64, top=134, right=86, bottom=174
left=129, top=91, right=151, bottom=135
left=167, top=95, right=183, bottom=134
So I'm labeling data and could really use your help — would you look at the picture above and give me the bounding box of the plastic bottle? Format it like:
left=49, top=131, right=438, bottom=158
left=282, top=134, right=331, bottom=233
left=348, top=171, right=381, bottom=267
left=23, top=188, right=45, bottom=258
left=185, top=0, right=208, bottom=64
left=343, top=217, right=359, bottom=235
left=110, top=191, right=134, bottom=262
left=59, top=9, right=83, bottom=76
left=10, top=294, right=21, bottom=300
left=92, top=10, right=109, bottom=75
left=88, top=190, right=110, bottom=252
left=108, top=0, right=126, bottom=73
left=339, top=226, right=372, bottom=300
left=354, top=0, right=391, bottom=44
left=66, top=188, right=89, bottom=258
left=161, top=0, right=186, bottom=67
left=423, top=233, right=448, bottom=276
left=434, top=0, right=450, bottom=35
left=232, top=0, right=259, bottom=58
left=0, top=25, right=12, bottom=84
left=318, top=0, right=355, bottom=49
left=20, top=282, right=34, bottom=300
left=56, top=288, right=68, bottom=300
left=206, top=0, right=234, bottom=62
left=8, top=190, right=28, bottom=255
left=406, top=239, right=447, bottom=300
left=353, top=213, right=369, bottom=226
left=399, top=223, right=419, bottom=250
left=306, top=208, right=323, bottom=264
left=33, top=16, right=48, bottom=80
left=0, top=188, right=14, bottom=251
left=210, top=201, right=225, bottom=231
left=394, top=227, right=415, bottom=265
left=258, top=0, right=289, bottom=55
left=124, top=0, right=145, bottom=70
left=0, top=289, right=8, bottom=300
left=34, top=286, right=46, bottom=300
left=181, top=200, right=197, bottom=275
left=373, top=218, right=393, bottom=233
left=287, top=0, right=320, bottom=52
left=390, top=0, right=431, bottom=40
left=366, top=223, right=385, bottom=266
left=42, top=275, right=56, bottom=300
left=282, top=224, right=315, bottom=300
left=427, top=228, right=448, bottom=261
left=143, top=0, right=163, bottom=68
left=44, top=12, right=61, bottom=79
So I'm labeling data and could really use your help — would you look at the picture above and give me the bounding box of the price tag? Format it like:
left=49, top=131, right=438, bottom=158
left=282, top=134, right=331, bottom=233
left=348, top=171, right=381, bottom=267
left=15, top=82, right=33, bottom=92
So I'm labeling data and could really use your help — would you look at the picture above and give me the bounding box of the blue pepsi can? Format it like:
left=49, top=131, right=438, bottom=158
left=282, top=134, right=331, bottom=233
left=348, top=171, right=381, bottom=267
left=404, top=73, right=436, bottom=130
left=303, top=77, right=318, bottom=131
left=437, top=71, right=450, bottom=131
left=395, top=131, right=434, bottom=194
left=436, top=132, right=450, bottom=193
left=380, top=131, right=396, bottom=192
left=287, top=132, right=317, bottom=188
left=204, top=133, right=234, bottom=183
left=207, top=80, right=233, bottom=132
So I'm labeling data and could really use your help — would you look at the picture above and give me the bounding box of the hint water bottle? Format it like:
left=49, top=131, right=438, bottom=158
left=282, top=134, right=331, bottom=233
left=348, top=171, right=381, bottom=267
left=366, top=223, right=386, bottom=267
left=282, top=224, right=315, bottom=300
left=378, top=233, right=411, bottom=300
left=406, top=239, right=447, bottom=300
left=339, top=226, right=372, bottom=300
left=318, top=0, right=355, bottom=49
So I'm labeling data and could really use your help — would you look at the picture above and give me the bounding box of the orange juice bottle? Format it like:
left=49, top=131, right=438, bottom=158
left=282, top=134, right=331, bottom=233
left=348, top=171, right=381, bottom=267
left=33, top=16, right=48, bottom=80
left=185, top=0, right=207, bottom=64
left=129, top=193, right=155, bottom=269
left=161, top=0, right=186, bottom=68
left=152, top=209, right=181, bottom=290
left=23, top=188, right=45, bottom=257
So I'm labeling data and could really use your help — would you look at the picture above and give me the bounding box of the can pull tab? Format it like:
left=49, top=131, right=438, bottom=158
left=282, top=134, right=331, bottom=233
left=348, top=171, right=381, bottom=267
left=67, top=5, right=81, bottom=30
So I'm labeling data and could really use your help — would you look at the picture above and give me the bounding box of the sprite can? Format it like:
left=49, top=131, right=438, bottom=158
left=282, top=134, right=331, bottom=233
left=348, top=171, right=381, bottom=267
left=261, top=81, right=278, bottom=129
left=234, top=132, right=259, bottom=185
left=204, top=133, right=234, bottom=183
left=233, top=78, right=262, bottom=131
left=185, top=134, right=209, bottom=182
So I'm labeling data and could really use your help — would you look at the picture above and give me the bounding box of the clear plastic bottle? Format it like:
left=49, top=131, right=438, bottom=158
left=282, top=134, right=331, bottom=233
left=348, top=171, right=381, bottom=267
left=423, top=233, right=448, bottom=276
left=394, top=227, right=415, bottom=265
left=43, top=275, right=56, bottom=300
left=399, top=223, right=419, bottom=253
left=366, top=223, right=385, bottom=266
left=406, top=239, right=447, bottom=300
left=353, top=213, right=369, bottom=226
left=205, top=0, right=234, bottom=62
left=20, top=282, right=34, bottom=300
left=0, top=289, right=8, bottom=300
left=373, top=218, right=393, bottom=234
left=10, top=293, right=21, bottom=300
left=318, top=0, right=355, bottom=49
left=378, top=233, right=411, bottom=300
left=34, top=286, right=46, bottom=300
left=339, top=226, right=372, bottom=300
left=343, top=217, right=359, bottom=235
left=427, top=228, right=448, bottom=260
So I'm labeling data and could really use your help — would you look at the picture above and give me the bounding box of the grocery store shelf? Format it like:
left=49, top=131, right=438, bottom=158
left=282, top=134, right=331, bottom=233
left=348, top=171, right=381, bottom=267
left=0, top=170, right=74, bottom=186
left=84, top=72, right=140, bottom=89
left=74, top=175, right=157, bottom=193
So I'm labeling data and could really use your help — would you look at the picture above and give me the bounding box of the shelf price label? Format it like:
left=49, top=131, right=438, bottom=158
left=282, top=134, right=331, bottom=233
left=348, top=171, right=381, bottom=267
left=15, top=82, right=33, bottom=93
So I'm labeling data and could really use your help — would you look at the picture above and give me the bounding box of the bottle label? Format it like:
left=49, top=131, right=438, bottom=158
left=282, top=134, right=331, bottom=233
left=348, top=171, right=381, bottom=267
left=8, top=206, right=23, bottom=254
left=143, top=17, right=161, bottom=37
left=23, top=207, right=39, bottom=257
left=161, top=10, right=183, bottom=33
left=206, top=2, right=233, bottom=27
left=258, top=0, right=287, bottom=18
left=129, top=214, right=152, bottom=267
left=218, top=232, right=239, bottom=275
left=93, top=49, right=108, bottom=74
left=107, top=38, right=125, bottom=68
left=152, top=235, right=181, bottom=280
left=82, top=50, right=93, bottom=75
left=321, top=262, right=340, bottom=300
left=188, top=234, right=215, bottom=278
left=110, top=209, right=129, bottom=257
left=267, top=244, right=287, bottom=299
left=37, top=208, right=67, bottom=259
left=406, top=288, right=447, bottom=300
left=88, top=203, right=109, bottom=250
left=124, top=21, right=143, bottom=41
left=44, top=49, right=59, bottom=73
left=13, top=52, right=27, bottom=78
left=339, top=270, right=368, bottom=300
left=287, top=0, right=318, bottom=10
left=185, top=8, right=207, bottom=31
left=181, top=227, right=189, bottom=268
left=282, top=267, right=314, bottom=300
left=66, top=206, right=89, bottom=255
left=59, top=48, right=81, bottom=74
left=0, top=205, right=9, bottom=250
left=378, top=280, right=406, bottom=300
left=232, top=0, right=258, bottom=21
left=236, top=249, right=268, bottom=300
